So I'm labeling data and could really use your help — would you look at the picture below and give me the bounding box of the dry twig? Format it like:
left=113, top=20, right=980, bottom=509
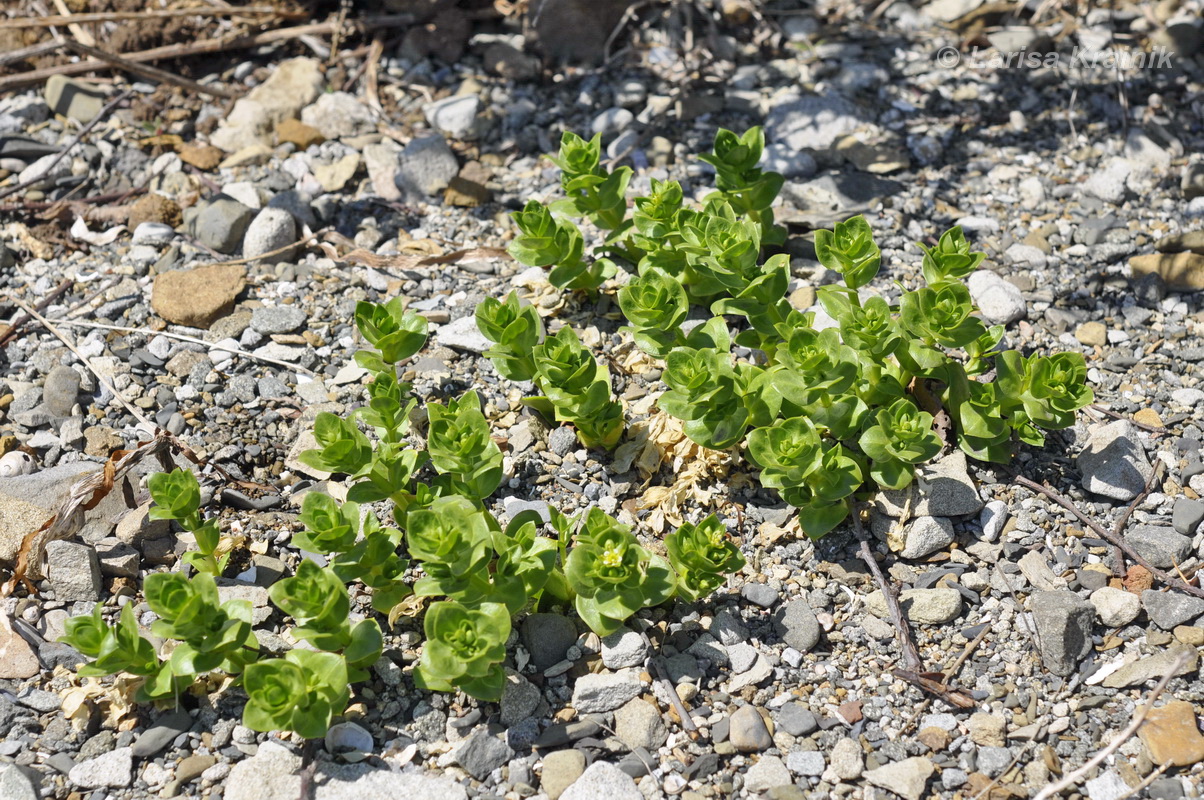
left=851, top=506, right=923, bottom=673
left=0, top=6, right=297, bottom=28
left=61, top=40, right=239, bottom=100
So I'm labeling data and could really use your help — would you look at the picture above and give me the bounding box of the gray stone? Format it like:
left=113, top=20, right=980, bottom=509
left=560, top=761, right=641, bottom=800
left=613, top=698, right=667, bottom=750
left=1077, top=420, right=1152, bottom=501
left=435, top=315, right=492, bottom=353
left=96, top=538, right=139, bottom=579
left=300, top=92, right=374, bottom=140
left=571, top=671, right=644, bottom=714
left=324, top=722, right=372, bottom=757
left=44, top=75, right=108, bottom=123
left=977, top=747, right=1013, bottom=777
left=766, top=93, right=871, bottom=151
left=591, top=107, right=633, bottom=138
left=863, top=757, right=934, bottom=800
left=132, top=711, right=193, bottom=757
left=967, top=270, right=1026, bottom=326
left=1083, top=158, right=1131, bottom=205
left=424, top=95, right=482, bottom=140
left=1141, top=590, right=1204, bottom=630
left=787, top=750, right=826, bottom=777
left=251, top=305, right=307, bottom=335
left=867, top=588, right=962, bottom=624
left=0, top=764, right=38, bottom=800
left=540, top=750, right=586, bottom=800
left=1172, top=498, right=1204, bottom=536
left=46, top=540, right=101, bottom=602
left=741, top=582, right=779, bottom=608
left=710, top=608, right=749, bottom=646
left=17, top=152, right=70, bottom=189
left=685, top=633, right=729, bottom=667
left=242, top=207, right=297, bottom=262
left=827, top=737, right=864, bottom=780
left=1089, top=587, right=1141, bottom=627
left=979, top=500, right=1009, bottom=541
left=901, top=516, right=956, bottom=559
left=1125, top=525, right=1192, bottom=569
left=68, top=746, right=132, bottom=789
left=1085, top=770, right=1129, bottom=800
left=363, top=141, right=403, bottom=201
left=521, top=613, right=577, bottom=669
left=744, top=755, right=792, bottom=792
left=774, top=599, right=821, bottom=652
left=193, top=196, right=255, bottom=255
left=600, top=628, right=648, bottom=670
left=727, top=642, right=758, bottom=674
left=875, top=451, right=982, bottom=518
left=225, top=740, right=467, bottom=800
left=397, top=135, right=459, bottom=198
left=502, top=497, right=551, bottom=523
left=548, top=426, right=577, bottom=457
left=500, top=669, right=541, bottom=728
left=776, top=703, right=818, bottom=737
left=1030, top=590, right=1095, bottom=676
left=1101, top=643, right=1198, bottom=688
left=455, top=732, right=513, bottom=780
left=728, top=704, right=772, bottom=752
left=42, top=365, right=81, bottom=417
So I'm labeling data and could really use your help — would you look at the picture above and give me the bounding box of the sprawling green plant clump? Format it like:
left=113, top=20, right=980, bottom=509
left=514, top=127, right=1094, bottom=538
left=66, top=292, right=744, bottom=734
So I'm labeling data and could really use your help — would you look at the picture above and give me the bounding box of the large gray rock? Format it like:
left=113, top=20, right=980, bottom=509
left=1141, top=590, right=1204, bottom=630
left=773, top=599, right=821, bottom=652
left=42, top=365, right=81, bottom=417
left=242, top=207, right=297, bottom=263
left=570, top=670, right=644, bottom=714
left=540, top=750, right=586, bottom=800
left=863, top=757, right=935, bottom=800
left=0, top=764, right=38, bottom=800
left=46, top=540, right=101, bottom=602
left=397, top=135, right=459, bottom=198
left=1077, top=420, right=1151, bottom=501
left=68, top=747, right=133, bottom=789
left=521, top=613, right=577, bottom=669
left=874, top=451, right=982, bottom=518
left=0, top=461, right=99, bottom=566
left=192, top=196, right=255, bottom=254
left=766, top=93, right=872, bottom=151
left=454, top=732, right=513, bottom=780
left=44, top=75, right=108, bottom=123
left=967, top=270, right=1026, bottom=326
left=613, top=698, right=667, bottom=751
left=867, top=588, right=962, bottom=625
left=226, top=741, right=468, bottom=800
left=300, top=91, right=374, bottom=140
left=1030, top=591, right=1095, bottom=676
left=1125, top=525, right=1192, bottom=569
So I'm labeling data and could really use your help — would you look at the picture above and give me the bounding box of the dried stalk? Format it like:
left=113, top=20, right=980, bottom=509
left=61, top=40, right=238, bottom=100
left=0, top=6, right=297, bottom=27
left=851, top=506, right=923, bottom=673
left=0, top=15, right=417, bottom=91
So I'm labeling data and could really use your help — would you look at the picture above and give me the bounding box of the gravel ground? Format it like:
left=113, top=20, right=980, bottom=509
left=2, top=2, right=1204, bottom=799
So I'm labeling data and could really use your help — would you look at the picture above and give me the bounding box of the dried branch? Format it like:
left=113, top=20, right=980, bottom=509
left=61, top=40, right=238, bottom=100
left=0, top=6, right=296, bottom=27
left=851, top=505, right=923, bottom=673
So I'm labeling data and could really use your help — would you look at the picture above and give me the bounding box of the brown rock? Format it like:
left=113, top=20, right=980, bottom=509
left=1074, top=321, right=1106, bottom=347
left=1138, top=701, right=1204, bottom=767
left=1133, top=408, right=1164, bottom=428
left=443, top=176, right=491, bottom=207
left=83, top=426, right=124, bottom=458
left=178, top=143, right=224, bottom=171
left=0, top=616, right=39, bottom=679
left=151, top=263, right=245, bottom=329
left=1156, top=230, right=1204, bottom=254
left=276, top=118, right=325, bottom=150
left=1130, top=252, right=1204, bottom=291
left=127, top=193, right=182, bottom=230
left=917, top=727, right=950, bottom=751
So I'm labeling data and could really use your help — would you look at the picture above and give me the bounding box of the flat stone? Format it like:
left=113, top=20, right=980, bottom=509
left=1137, top=700, right=1204, bottom=767
left=397, top=135, right=459, bottom=198
left=1077, top=420, right=1152, bottom=501
left=225, top=740, right=467, bottom=800
left=68, top=747, right=132, bottom=789
left=766, top=93, right=871, bottom=151
left=867, top=588, right=962, bottom=624
left=0, top=461, right=98, bottom=561
left=1125, top=525, right=1192, bottom=569
left=826, top=737, right=864, bottom=781
left=600, top=628, right=648, bottom=670
left=741, top=582, right=779, bottom=608
left=300, top=91, right=374, bottom=140
left=1102, top=643, right=1198, bottom=688
left=540, top=750, right=586, bottom=800
left=1130, top=252, right=1204, bottom=292
left=1030, top=590, right=1095, bottom=676
left=191, top=195, right=255, bottom=254
left=874, top=451, right=982, bottom=517
left=424, top=95, right=482, bottom=140
left=0, top=615, right=40, bottom=679
left=251, top=305, right=307, bottom=335
left=152, top=263, right=246, bottom=329
left=1142, top=590, right=1204, bottom=630
left=42, top=365, right=80, bottom=417
left=967, top=270, right=1026, bottom=325
left=44, top=75, right=107, bottom=123
left=242, top=207, right=297, bottom=263
left=132, top=711, right=193, bottom=757
left=314, top=154, right=360, bottom=193
left=499, top=669, right=541, bottom=728
left=434, top=315, right=492, bottom=353
left=275, top=118, right=325, bottom=149
left=786, top=750, right=826, bottom=776
left=776, top=703, right=818, bottom=737
left=900, top=516, right=955, bottom=559
left=863, top=757, right=934, bottom=800
left=0, top=764, right=38, bottom=800
left=570, top=670, right=644, bottom=714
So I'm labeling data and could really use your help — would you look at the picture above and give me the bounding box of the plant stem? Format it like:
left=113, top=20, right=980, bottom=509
left=850, top=505, right=923, bottom=673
